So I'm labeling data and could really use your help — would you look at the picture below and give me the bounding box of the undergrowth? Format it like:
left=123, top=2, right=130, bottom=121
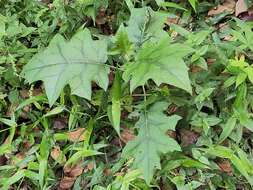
left=1, top=0, right=253, bottom=189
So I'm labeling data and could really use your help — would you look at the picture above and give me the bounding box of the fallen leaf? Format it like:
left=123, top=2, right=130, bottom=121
left=64, top=162, right=84, bottom=178
left=22, top=141, right=32, bottom=149
left=20, top=182, right=29, bottom=190
left=11, top=153, right=26, bottom=168
left=223, top=35, right=233, bottom=41
left=6, top=104, right=17, bottom=117
left=67, top=128, right=86, bottom=142
left=249, top=6, right=253, bottom=15
left=168, top=104, right=178, bottom=114
left=217, top=159, right=233, bottom=175
left=87, top=162, right=94, bottom=171
left=207, top=58, right=216, bottom=66
left=115, top=172, right=124, bottom=177
left=236, top=0, right=248, bottom=16
left=120, top=128, right=135, bottom=143
left=20, top=88, right=43, bottom=99
left=179, top=129, right=199, bottom=147
left=108, top=70, right=115, bottom=86
left=0, top=155, right=7, bottom=166
left=20, top=90, right=30, bottom=99
left=103, top=168, right=112, bottom=176
left=59, top=176, right=76, bottom=190
left=83, top=162, right=94, bottom=173
left=167, top=131, right=177, bottom=139
left=53, top=118, right=67, bottom=130
left=51, top=146, right=66, bottom=164
left=51, top=147, right=60, bottom=160
left=208, top=0, right=235, bottom=16
left=191, top=65, right=203, bottom=73
left=96, top=8, right=107, bottom=25
left=166, top=16, right=179, bottom=24
left=20, top=105, right=32, bottom=119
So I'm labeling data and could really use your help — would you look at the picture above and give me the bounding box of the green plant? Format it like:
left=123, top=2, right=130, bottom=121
left=1, top=0, right=253, bottom=190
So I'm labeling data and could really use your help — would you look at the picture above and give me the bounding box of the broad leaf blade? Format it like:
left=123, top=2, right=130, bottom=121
left=22, top=29, right=109, bottom=106
left=123, top=39, right=193, bottom=93
left=125, top=7, right=168, bottom=46
left=123, top=102, right=182, bottom=184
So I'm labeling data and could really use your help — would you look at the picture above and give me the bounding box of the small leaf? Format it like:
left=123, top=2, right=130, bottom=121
left=110, top=26, right=133, bottom=58
left=66, top=150, right=101, bottom=166
left=188, top=0, right=197, bottom=11
left=0, top=118, right=17, bottom=127
left=110, top=72, right=121, bottom=135
left=125, top=7, right=168, bottom=46
left=219, top=116, right=237, bottom=143
left=44, top=106, right=65, bottom=117
left=245, top=66, right=253, bottom=84
left=160, top=2, right=187, bottom=11
left=236, top=72, right=247, bottom=88
left=223, top=76, right=236, bottom=88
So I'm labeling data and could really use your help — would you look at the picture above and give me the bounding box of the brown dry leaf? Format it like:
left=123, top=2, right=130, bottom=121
left=108, top=70, right=114, bottom=86
left=87, top=162, right=94, bottom=171
left=59, top=176, right=76, bottom=190
left=179, top=129, right=199, bottom=147
left=23, top=141, right=32, bottom=149
left=103, top=168, right=112, bottom=176
left=20, top=105, right=32, bottom=119
left=51, top=146, right=66, bottom=164
left=115, top=172, right=124, bottom=177
left=120, top=128, right=135, bottom=144
left=96, top=8, right=107, bottom=25
left=208, top=0, right=235, bottom=16
left=20, top=90, right=30, bottom=99
left=67, top=128, right=86, bottom=142
left=20, top=88, right=43, bottom=99
left=53, top=118, right=67, bottom=130
left=0, top=155, right=7, bottom=166
left=167, top=131, right=177, bottom=139
left=248, top=6, right=253, bottom=15
left=168, top=104, right=178, bottom=114
left=191, top=65, right=203, bottom=73
left=207, top=58, right=216, bottom=66
left=6, top=104, right=17, bottom=117
left=64, top=163, right=84, bottom=178
left=51, top=146, right=61, bottom=160
left=236, top=0, right=248, bottom=16
left=166, top=16, right=179, bottom=25
left=217, top=160, right=233, bottom=175
left=223, top=35, right=233, bottom=41
left=11, top=153, right=26, bottom=168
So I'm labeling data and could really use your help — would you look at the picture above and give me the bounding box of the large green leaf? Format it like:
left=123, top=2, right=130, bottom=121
left=22, top=29, right=109, bottom=106
left=122, top=102, right=182, bottom=184
left=125, top=7, right=168, bottom=46
left=123, top=39, right=193, bottom=93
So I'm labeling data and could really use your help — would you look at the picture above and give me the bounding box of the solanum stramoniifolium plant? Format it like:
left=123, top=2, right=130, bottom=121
left=1, top=0, right=253, bottom=189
